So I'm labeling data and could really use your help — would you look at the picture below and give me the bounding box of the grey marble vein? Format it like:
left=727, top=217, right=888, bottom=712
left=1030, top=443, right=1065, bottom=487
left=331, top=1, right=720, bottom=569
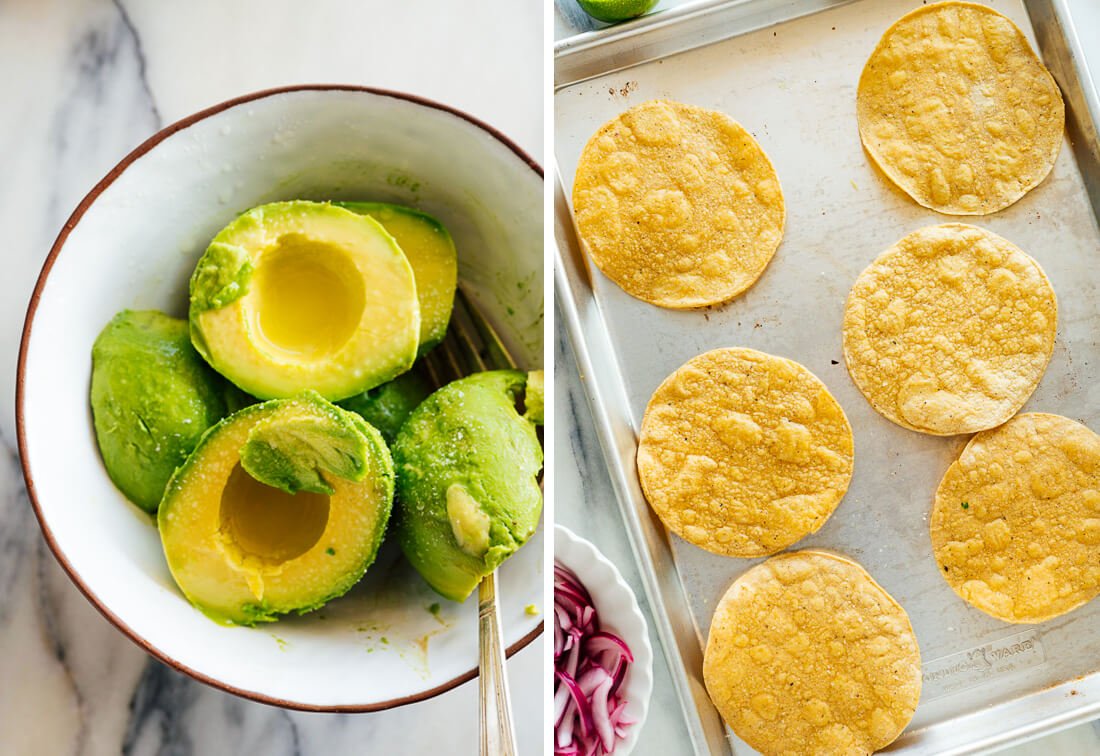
left=34, top=537, right=85, bottom=727
left=47, top=0, right=161, bottom=218
left=15, top=5, right=171, bottom=752
left=110, top=0, right=162, bottom=127
left=122, top=663, right=198, bottom=756
left=0, top=446, right=30, bottom=626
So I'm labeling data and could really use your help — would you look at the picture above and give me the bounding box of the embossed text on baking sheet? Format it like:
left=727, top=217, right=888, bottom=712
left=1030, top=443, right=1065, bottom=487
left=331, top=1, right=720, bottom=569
left=921, top=630, right=1046, bottom=701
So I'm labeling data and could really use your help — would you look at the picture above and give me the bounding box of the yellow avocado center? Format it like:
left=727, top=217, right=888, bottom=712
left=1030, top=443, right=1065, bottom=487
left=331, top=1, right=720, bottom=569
left=446, top=483, right=491, bottom=558
left=219, top=464, right=330, bottom=564
left=253, top=234, right=365, bottom=359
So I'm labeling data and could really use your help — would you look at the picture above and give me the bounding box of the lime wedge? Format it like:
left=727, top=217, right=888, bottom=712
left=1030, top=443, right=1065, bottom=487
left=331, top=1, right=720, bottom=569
left=576, top=0, right=657, bottom=23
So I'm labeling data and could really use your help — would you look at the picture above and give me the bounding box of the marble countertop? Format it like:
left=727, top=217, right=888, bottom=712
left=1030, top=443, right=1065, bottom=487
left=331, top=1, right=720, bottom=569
left=0, top=2, right=542, bottom=754
left=553, top=0, right=1100, bottom=754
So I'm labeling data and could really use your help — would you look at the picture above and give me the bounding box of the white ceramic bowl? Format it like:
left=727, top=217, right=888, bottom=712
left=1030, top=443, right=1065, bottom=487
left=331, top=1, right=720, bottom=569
left=17, top=86, right=543, bottom=710
left=555, top=525, right=653, bottom=755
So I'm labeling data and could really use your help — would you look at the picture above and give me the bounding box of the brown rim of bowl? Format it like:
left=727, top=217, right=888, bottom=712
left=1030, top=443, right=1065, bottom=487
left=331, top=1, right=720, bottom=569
left=15, top=84, right=544, bottom=712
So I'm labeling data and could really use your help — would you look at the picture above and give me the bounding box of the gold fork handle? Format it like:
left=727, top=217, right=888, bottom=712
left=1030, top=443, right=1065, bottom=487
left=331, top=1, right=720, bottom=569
left=479, top=570, right=518, bottom=756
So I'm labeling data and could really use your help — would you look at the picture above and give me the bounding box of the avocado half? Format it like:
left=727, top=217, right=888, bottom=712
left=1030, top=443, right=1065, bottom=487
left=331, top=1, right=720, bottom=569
left=338, top=202, right=457, bottom=356
left=158, top=391, right=394, bottom=625
left=189, top=201, right=420, bottom=401
left=91, top=310, right=229, bottom=512
left=394, top=370, right=543, bottom=602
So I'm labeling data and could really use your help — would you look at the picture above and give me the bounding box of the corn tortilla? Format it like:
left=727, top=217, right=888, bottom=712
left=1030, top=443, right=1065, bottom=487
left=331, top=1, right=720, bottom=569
left=572, top=100, right=784, bottom=308
left=637, top=348, right=853, bottom=557
left=931, top=413, right=1100, bottom=623
left=843, top=224, right=1056, bottom=436
left=857, top=1, right=1063, bottom=214
left=704, top=551, right=921, bottom=756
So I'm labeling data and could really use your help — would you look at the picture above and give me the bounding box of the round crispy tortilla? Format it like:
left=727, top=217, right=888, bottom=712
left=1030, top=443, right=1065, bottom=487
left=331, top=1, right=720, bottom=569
left=931, top=413, right=1100, bottom=623
left=572, top=99, right=785, bottom=308
left=637, top=348, right=853, bottom=557
left=857, top=1, right=1064, bottom=215
left=704, top=551, right=921, bottom=756
left=843, top=224, right=1056, bottom=436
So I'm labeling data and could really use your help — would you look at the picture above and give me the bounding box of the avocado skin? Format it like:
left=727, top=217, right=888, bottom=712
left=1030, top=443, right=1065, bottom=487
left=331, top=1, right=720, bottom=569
left=577, top=0, right=658, bottom=23
left=394, top=370, right=543, bottom=602
left=91, top=310, right=228, bottom=512
left=222, top=383, right=258, bottom=414
left=338, top=368, right=432, bottom=446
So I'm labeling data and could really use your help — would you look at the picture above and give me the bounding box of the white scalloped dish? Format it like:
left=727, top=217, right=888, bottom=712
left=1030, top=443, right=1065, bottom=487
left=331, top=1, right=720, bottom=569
left=555, top=524, right=654, bottom=755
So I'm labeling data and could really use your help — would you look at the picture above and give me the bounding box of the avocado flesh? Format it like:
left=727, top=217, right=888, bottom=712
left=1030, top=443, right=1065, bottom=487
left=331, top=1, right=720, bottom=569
left=91, top=310, right=228, bottom=512
left=338, top=368, right=432, bottom=446
left=394, top=370, right=543, bottom=601
left=524, top=370, right=545, bottom=425
left=338, top=202, right=457, bottom=355
left=189, top=201, right=420, bottom=401
left=158, top=392, right=394, bottom=625
left=241, top=389, right=374, bottom=495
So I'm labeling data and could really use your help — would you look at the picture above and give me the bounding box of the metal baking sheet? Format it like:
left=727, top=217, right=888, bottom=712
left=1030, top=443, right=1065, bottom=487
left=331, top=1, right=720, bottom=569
left=554, top=0, right=1100, bottom=752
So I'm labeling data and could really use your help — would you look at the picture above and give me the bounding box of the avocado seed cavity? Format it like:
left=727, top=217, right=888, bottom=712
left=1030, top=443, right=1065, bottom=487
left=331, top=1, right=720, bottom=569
left=219, top=463, right=330, bottom=565
left=252, top=235, right=365, bottom=360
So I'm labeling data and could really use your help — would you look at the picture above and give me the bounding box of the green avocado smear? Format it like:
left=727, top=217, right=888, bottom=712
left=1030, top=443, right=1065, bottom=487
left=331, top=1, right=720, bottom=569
left=90, top=310, right=230, bottom=512
left=394, top=370, right=544, bottom=602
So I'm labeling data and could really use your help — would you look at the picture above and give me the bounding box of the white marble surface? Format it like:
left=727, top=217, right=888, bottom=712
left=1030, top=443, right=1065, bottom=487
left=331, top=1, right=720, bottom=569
left=553, top=0, right=1100, bottom=753
left=1, top=2, right=542, bottom=754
